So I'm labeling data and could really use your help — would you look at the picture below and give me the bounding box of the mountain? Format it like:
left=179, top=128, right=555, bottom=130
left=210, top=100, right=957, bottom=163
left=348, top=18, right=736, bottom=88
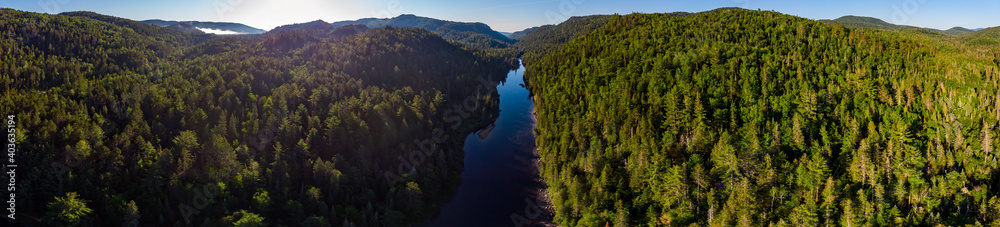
left=330, top=14, right=521, bottom=68
left=515, top=15, right=613, bottom=65
left=164, top=21, right=204, bottom=33
left=821, top=16, right=987, bottom=36
left=59, top=11, right=212, bottom=41
left=965, top=26, right=1000, bottom=46
left=328, top=24, right=370, bottom=38
left=821, top=15, right=904, bottom=30
left=507, top=26, right=537, bottom=40
left=330, top=14, right=513, bottom=44
left=267, top=19, right=334, bottom=34
left=139, top=19, right=266, bottom=34
left=330, top=18, right=380, bottom=28
left=516, top=11, right=707, bottom=66
left=943, top=26, right=974, bottom=35
left=2, top=9, right=210, bottom=89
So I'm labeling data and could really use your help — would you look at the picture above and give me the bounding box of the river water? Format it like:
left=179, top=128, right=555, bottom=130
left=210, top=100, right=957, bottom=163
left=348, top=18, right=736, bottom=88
left=423, top=60, right=551, bottom=226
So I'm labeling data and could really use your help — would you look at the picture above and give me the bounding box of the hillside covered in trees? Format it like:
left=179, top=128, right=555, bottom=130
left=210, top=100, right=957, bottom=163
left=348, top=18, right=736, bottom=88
left=1, top=8, right=513, bottom=226
left=331, top=14, right=521, bottom=67
left=139, top=19, right=266, bottom=34
left=523, top=8, right=1000, bottom=226
left=513, top=15, right=612, bottom=67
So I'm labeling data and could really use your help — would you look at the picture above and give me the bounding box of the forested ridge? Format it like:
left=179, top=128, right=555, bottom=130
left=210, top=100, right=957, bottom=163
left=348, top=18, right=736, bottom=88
left=330, top=14, right=522, bottom=68
left=1, top=8, right=512, bottom=226
left=513, top=15, right=612, bottom=67
left=523, top=8, right=1000, bottom=226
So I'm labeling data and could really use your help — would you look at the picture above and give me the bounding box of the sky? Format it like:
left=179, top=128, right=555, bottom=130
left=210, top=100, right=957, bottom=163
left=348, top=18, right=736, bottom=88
left=2, top=0, right=998, bottom=32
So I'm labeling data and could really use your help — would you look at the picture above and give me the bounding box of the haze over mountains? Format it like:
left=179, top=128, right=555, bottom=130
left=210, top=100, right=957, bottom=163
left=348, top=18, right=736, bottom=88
left=139, top=19, right=266, bottom=35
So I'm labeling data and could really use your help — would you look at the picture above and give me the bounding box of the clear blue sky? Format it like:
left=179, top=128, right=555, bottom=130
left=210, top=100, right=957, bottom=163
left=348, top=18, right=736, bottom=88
left=2, top=0, right=998, bottom=32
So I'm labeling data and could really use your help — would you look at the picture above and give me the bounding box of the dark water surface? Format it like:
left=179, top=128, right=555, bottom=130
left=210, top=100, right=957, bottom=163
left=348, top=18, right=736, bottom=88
left=423, top=60, right=550, bottom=227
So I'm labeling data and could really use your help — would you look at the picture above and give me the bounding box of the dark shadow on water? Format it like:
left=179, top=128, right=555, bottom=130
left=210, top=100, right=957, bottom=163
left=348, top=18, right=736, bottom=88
left=421, top=60, right=552, bottom=227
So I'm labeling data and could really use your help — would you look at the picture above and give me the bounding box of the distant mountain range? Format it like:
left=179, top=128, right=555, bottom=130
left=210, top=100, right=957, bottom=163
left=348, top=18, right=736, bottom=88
left=330, top=14, right=513, bottom=44
left=944, top=26, right=975, bottom=35
left=965, top=26, right=1000, bottom=46
left=163, top=21, right=203, bottom=33
left=820, top=15, right=992, bottom=35
left=507, top=27, right=537, bottom=40
left=139, top=19, right=265, bottom=34
left=97, top=13, right=1000, bottom=42
left=820, top=15, right=904, bottom=30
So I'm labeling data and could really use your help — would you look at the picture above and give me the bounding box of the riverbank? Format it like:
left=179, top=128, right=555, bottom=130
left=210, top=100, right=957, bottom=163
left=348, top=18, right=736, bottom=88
left=421, top=59, right=553, bottom=226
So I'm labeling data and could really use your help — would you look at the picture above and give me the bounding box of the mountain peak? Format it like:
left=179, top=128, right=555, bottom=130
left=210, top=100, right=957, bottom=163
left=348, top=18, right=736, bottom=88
left=947, top=26, right=972, bottom=32
left=825, top=15, right=903, bottom=30
left=268, top=19, right=334, bottom=34
left=307, top=19, right=329, bottom=24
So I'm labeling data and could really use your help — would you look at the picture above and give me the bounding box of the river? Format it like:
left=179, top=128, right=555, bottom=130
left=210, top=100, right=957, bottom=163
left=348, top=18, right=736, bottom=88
left=423, top=60, right=552, bottom=227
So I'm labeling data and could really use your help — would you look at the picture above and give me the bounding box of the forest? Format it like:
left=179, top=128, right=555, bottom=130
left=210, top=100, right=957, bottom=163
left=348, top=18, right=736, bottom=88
left=5, top=5, right=1000, bottom=227
left=522, top=8, right=1000, bottom=226
left=1, top=9, right=514, bottom=226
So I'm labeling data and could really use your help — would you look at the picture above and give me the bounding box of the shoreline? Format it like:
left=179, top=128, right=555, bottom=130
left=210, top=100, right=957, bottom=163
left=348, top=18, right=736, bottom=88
left=529, top=103, right=557, bottom=226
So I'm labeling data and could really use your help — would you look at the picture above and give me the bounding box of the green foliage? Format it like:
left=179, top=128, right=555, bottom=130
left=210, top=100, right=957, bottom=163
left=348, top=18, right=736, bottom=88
left=300, top=215, right=332, bottom=227
left=43, top=192, right=93, bottom=226
left=227, top=210, right=267, bottom=227
left=123, top=200, right=140, bottom=227
left=525, top=8, right=1000, bottom=226
left=331, top=14, right=521, bottom=68
left=253, top=189, right=270, bottom=212
left=515, top=15, right=613, bottom=67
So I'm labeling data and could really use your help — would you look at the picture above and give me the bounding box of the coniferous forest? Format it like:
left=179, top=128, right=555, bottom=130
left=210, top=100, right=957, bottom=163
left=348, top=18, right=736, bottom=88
left=2, top=5, right=1000, bottom=227
left=523, top=8, right=1000, bottom=226
left=1, top=8, right=514, bottom=226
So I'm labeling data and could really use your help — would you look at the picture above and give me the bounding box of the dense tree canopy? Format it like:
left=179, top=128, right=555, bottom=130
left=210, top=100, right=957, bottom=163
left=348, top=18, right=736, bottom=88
left=514, top=15, right=612, bottom=67
left=1, top=9, right=511, bottom=226
left=524, top=8, right=1000, bottom=226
